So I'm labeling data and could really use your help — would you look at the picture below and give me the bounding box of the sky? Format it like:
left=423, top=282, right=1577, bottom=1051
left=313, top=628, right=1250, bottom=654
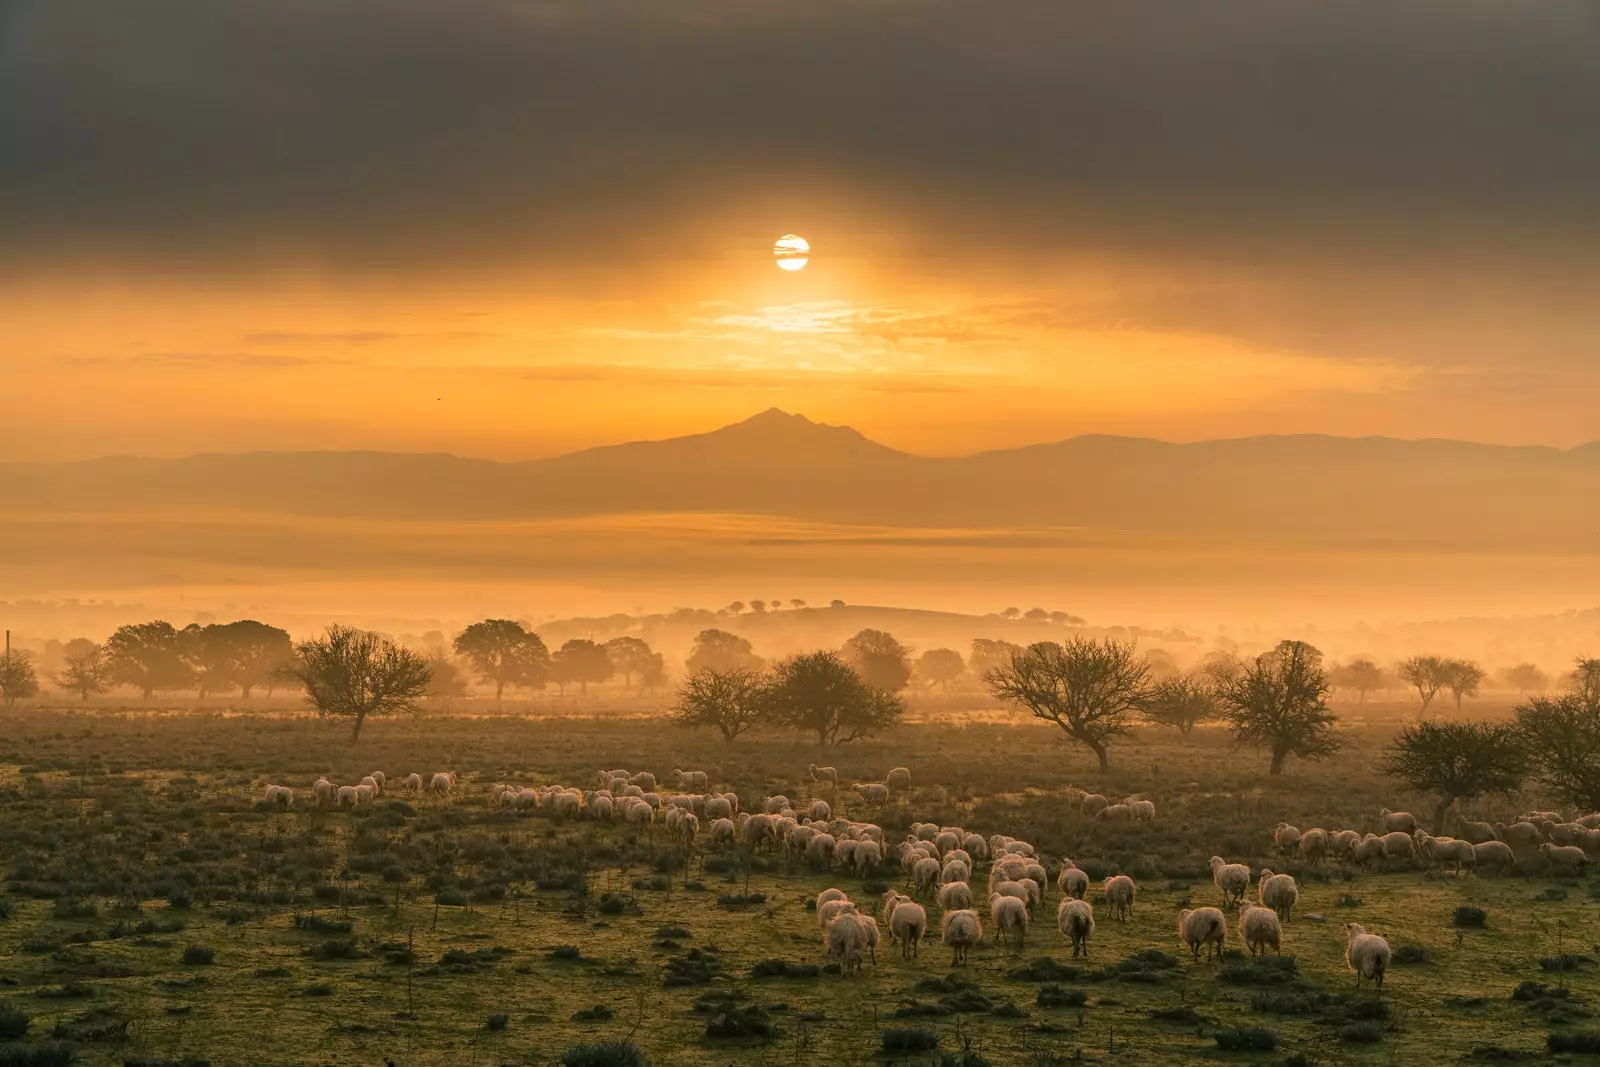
left=5, top=1, right=1600, bottom=461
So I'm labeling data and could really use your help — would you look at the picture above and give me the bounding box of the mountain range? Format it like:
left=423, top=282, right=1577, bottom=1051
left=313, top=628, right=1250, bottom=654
left=3, top=409, right=1599, bottom=551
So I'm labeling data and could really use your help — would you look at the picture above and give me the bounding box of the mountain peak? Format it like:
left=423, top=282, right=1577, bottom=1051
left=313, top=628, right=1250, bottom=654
left=736, top=407, right=814, bottom=428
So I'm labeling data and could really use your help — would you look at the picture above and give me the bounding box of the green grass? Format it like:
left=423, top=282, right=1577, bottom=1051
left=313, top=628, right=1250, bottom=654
left=0, top=707, right=1587, bottom=1064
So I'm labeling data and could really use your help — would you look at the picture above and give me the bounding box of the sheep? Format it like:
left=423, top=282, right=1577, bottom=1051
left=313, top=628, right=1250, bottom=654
left=1415, top=832, right=1475, bottom=875
left=1080, top=794, right=1108, bottom=817
left=368, top=771, right=386, bottom=793
left=590, top=794, right=613, bottom=820
left=933, top=830, right=961, bottom=856
left=910, top=822, right=939, bottom=842
left=1014, top=877, right=1043, bottom=914
left=1002, top=840, right=1037, bottom=858
left=889, top=900, right=928, bottom=959
left=1352, top=833, right=1385, bottom=868
left=1022, top=860, right=1048, bottom=894
left=1540, top=842, right=1590, bottom=872
left=762, top=795, right=791, bottom=815
left=675, top=812, right=700, bottom=848
left=674, top=769, right=710, bottom=792
left=1472, top=839, right=1514, bottom=874
left=360, top=775, right=381, bottom=796
left=625, top=771, right=656, bottom=791
left=624, top=799, right=654, bottom=828
left=836, top=838, right=859, bottom=870
left=702, top=796, right=733, bottom=822
left=944, top=848, right=973, bottom=871
left=1209, top=856, right=1250, bottom=907
left=808, top=764, right=839, bottom=785
left=1345, top=922, right=1391, bottom=994
left=1496, top=821, right=1544, bottom=850
left=941, top=859, right=971, bottom=886
left=1104, top=874, right=1136, bottom=921
left=912, top=857, right=942, bottom=897
left=429, top=771, right=456, bottom=797
left=937, top=881, right=973, bottom=911
left=263, top=784, right=293, bottom=807
left=854, top=782, right=890, bottom=805
left=1057, top=898, right=1095, bottom=958
left=1379, top=808, right=1417, bottom=835
left=743, top=813, right=777, bottom=849
left=1298, top=828, right=1329, bottom=866
left=886, top=767, right=912, bottom=790
left=1178, top=907, right=1227, bottom=962
left=942, top=909, right=982, bottom=966
left=1237, top=902, right=1282, bottom=958
left=1095, top=803, right=1132, bottom=823
left=808, top=799, right=832, bottom=822
left=552, top=791, right=581, bottom=821
left=818, top=898, right=857, bottom=931
left=990, top=894, right=1029, bottom=948
left=336, top=785, right=360, bottom=809
left=807, top=833, right=838, bottom=865
left=853, top=838, right=883, bottom=875
left=1377, top=831, right=1416, bottom=864
left=1329, top=829, right=1363, bottom=862
left=1058, top=866, right=1089, bottom=900
left=1129, top=799, right=1156, bottom=822
left=1577, top=813, right=1600, bottom=830
left=1256, top=869, right=1298, bottom=922
left=961, top=833, right=989, bottom=862
left=313, top=778, right=335, bottom=807
left=825, top=912, right=871, bottom=976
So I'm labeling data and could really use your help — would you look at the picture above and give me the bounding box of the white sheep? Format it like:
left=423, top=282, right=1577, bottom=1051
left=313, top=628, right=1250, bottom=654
left=937, top=881, right=973, bottom=911
left=336, top=785, right=360, bottom=809
left=1095, top=803, right=1133, bottom=823
left=360, top=775, right=380, bottom=796
left=590, top=794, right=613, bottom=820
left=1080, top=794, right=1108, bottom=817
left=1415, top=832, right=1475, bottom=875
left=941, top=859, right=971, bottom=886
left=808, top=799, right=832, bottom=822
left=1472, top=839, right=1514, bottom=874
left=704, top=796, right=733, bottom=821
left=1057, top=898, right=1094, bottom=958
left=429, top=771, right=456, bottom=797
left=942, top=909, right=981, bottom=966
left=854, top=782, right=890, bottom=805
left=1178, top=907, right=1227, bottom=962
left=263, top=784, right=293, bottom=807
left=825, top=912, right=871, bottom=976
left=1058, top=866, right=1089, bottom=901
left=807, top=833, right=838, bottom=864
left=818, top=897, right=856, bottom=929
left=1129, top=799, right=1156, bottom=822
left=961, top=833, right=989, bottom=861
left=1237, top=902, right=1282, bottom=957
left=1329, top=829, right=1362, bottom=862
left=675, top=812, right=700, bottom=848
left=934, top=830, right=961, bottom=856
left=1540, top=842, right=1590, bottom=871
left=743, top=813, right=777, bottom=849
left=1209, top=856, right=1250, bottom=907
left=911, top=822, right=940, bottom=842
left=313, top=778, right=335, bottom=808
left=551, top=791, right=581, bottom=820
left=1273, top=823, right=1302, bottom=851
left=1453, top=819, right=1496, bottom=844
left=808, top=764, right=838, bottom=785
left=402, top=772, right=423, bottom=794
left=889, top=900, right=927, bottom=959
left=354, top=783, right=376, bottom=804
left=1256, top=869, right=1298, bottom=922
left=836, top=838, right=859, bottom=869
left=886, top=767, right=912, bottom=790
left=368, top=771, right=386, bottom=793
left=912, top=857, right=942, bottom=897
left=624, top=799, right=654, bottom=828
left=1298, top=828, right=1329, bottom=866
left=674, top=769, right=710, bottom=791
left=707, top=817, right=736, bottom=848
left=1104, top=874, right=1136, bottom=922
left=1496, top=821, right=1544, bottom=849
left=1379, top=808, right=1417, bottom=835
left=1376, top=831, right=1415, bottom=864
left=990, top=894, right=1029, bottom=948
left=853, top=839, right=883, bottom=875
left=1345, top=922, right=1391, bottom=994
left=627, top=771, right=656, bottom=791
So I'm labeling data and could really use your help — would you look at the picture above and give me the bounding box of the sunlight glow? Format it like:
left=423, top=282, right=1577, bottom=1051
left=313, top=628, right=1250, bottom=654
left=773, top=233, right=810, bottom=272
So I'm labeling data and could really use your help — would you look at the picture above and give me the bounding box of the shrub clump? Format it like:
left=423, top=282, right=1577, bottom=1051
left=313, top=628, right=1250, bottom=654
left=180, top=945, right=215, bottom=966
left=0, top=1042, right=78, bottom=1067
left=0, top=1003, right=27, bottom=1042
left=1340, top=1021, right=1383, bottom=1043
left=1548, top=1033, right=1600, bottom=1054
left=1214, top=1028, right=1278, bottom=1051
left=749, top=959, right=821, bottom=979
left=1007, top=958, right=1081, bottom=983
left=559, top=1040, right=651, bottom=1067
left=1036, top=984, right=1086, bottom=1008
left=880, top=1027, right=940, bottom=1053
left=1219, top=956, right=1297, bottom=985
left=1453, top=906, right=1487, bottom=928
left=571, top=1005, right=615, bottom=1021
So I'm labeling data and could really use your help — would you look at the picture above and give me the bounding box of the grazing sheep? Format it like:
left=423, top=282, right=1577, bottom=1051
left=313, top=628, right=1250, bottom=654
left=1472, top=839, right=1514, bottom=874
left=708, top=817, right=737, bottom=849
left=1298, top=828, right=1329, bottom=866
left=1058, top=866, right=1089, bottom=900
left=818, top=887, right=848, bottom=910
left=1377, top=831, right=1416, bottom=864
left=912, top=857, right=942, bottom=896
left=1452, top=819, right=1496, bottom=844
left=889, top=900, right=928, bottom=959
left=552, top=791, right=582, bottom=820
left=675, top=812, right=700, bottom=848
left=761, top=795, right=790, bottom=815
left=853, top=838, right=882, bottom=875
left=934, top=830, right=961, bottom=856
left=1023, top=861, right=1048, bottom=894
left=368, top=771, right=386, bottom=792
left=402, top=772, right=423, bottom=794
left=835, top=838, right=859, bottom=869
left=429, top=772, right=456, bottom=797
left=1014, top=877, right=1043, bottom=914
left=825, top=912, right=871, bottom=976
left=1379, top=808, right=1417, bottom=835
left=1576, top=813, right=1600, bottom=830
left=937, top=881, right=973, bottom=911
left=360, top=775, right=380, bottom=796
left=1057, top=898, right=1095, bottom=958
left=263, top=784, right=293, bottom=807
left=806, top=833, right=838, bottom=864
left=354, top=783, right=376, bottom=804
left=961, top=833, right=989, bottom=862
left=1256, top=870, right=1298, bottom=921
left=911, top=822, right=940, bottom=842
left=625, top=771, right=655, bottom=791
left=1209, top=856, right=1250, bottom=907
left=1129, top=799, right=1156, bottom=822
left=1237, top=902, right=1282, bottom=957
left=1540, top=842, right=1590, bottom=872
left=1104, top=875, right=1136, bottom=921
left=854, top=783, right=890, bottom=805
left=1178, top=907, right=1227, bottom=961
left=941, top=859, right=971, bottom=886
left=703, top=795, right=733, bottom=821
left=942, top=909, right=982, bottom=966
left=624, top=799, right=655, bottom=828
left=1080, top=794, right=1108, bottom=818
left=336, top=785, right=360, bottom=809
left=944, top=848, right=973, bottom=871
left=808, top=799, right=832, bottom=821
left=313, top=778, right=335, bottom=807
left=1415, top=832, right=1475, bottom=875
left=1496, top=821, right=1544, bottom=850
left=808, top=764, right=839, bottom=785
left=1329, top=829, right=1362, bottom=863
left=818, top=898, right=857, bottom=931
left=1002, top=840, right=1037, bottom=858
left=1345, top=922, right=1391, bottom=994
left=886, top=767, right=913, bottom=790
left=990, top=895, right=1029, bottom=948
left=1095, top=803, right=1133, bottom=823
left=743, top=813, right=778, bottom=849
left=674, top=769, right=710, bottom=791
left=1273, top=823, right=1303, bottom=852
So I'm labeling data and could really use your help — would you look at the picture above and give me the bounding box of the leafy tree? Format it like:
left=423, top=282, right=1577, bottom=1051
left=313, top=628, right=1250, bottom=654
left=1441, top=659, right=1486, bottom=711
left=604, top=636, right=657, bottom=689
left=1568, top=657, right=1600, bottom=707
left=749, top=599, right=767, bottom=614
left=725, top=601, right=746, bottom=615
left=1514, top=693, right=1600, bottom=810
left=1330, top=658, right=1387, bottom=704
left=553, top=639, right=613, bottom=695
left=984, top=637, right=1150, bottom=771
left=452, top=619, right=549, bottom=702
left=968, top=638, right=1022, bottom=679
left=104, top=621, right=192, bottom=699
left=425, top=655, right=470, bottom=700
left=829, top=599, right=845, bottom=609
left=1024, top=607, right=1049, bottom=621
left=1001, top=607, right=1021, bottom=620
left=1382, top=720, right=1528, bottom=834
left=54, top=639, right=109, bottom=702
left=1499, top=662, right=1550, bottom=695
left=1217, top=640, right=1343, bottom=775
left=915, top=648, right=965, bottom=691
left=762, top=651, right=903, bottom=746
left=1048, top=610, right=1085, bottom=626
left=285, top=625, right=431, bottom=742
left=841, top=629, right=912, bottom=692
left=672, top=668, right=766, bottom=743
left=0, top=650, right=39, bottom=709
left=638, top=651, right=668, bottom=692
left=685, top=629, right=763, bottom=675
left=1142, top=674, right=1218, bottom=736
left=1197, top=650, right=1245, bottom=688
left=790, top=599, right=806, bottom=609
left=1143, top=648, right=1181, bottom=683
left=1396, top=655, right=1450, bottom=713
left=180, top=620, right=293, bottom=698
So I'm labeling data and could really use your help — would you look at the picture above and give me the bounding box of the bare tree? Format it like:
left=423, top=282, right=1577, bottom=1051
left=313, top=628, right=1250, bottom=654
left=0, top=650, right=39, bottom=709
left=1499, top=662, right=1549, bottom=695
left=1382, top=720, right=1527, bottom=833
left=54, top=638, right=109, bottom=702
left=1396, top=655, right=1450, bottom=713
left=1217, top=640, right=1342, bottom=775
left=1515, top=693, right=1600, bottom=810
left=1330, top=658, right=1386, bottom=704
left=1568, top=657, right=1600, bottom=708
left=984, top=637, right=1150, bottom=771
left=1142, top=673, right=1218, bottom=736
left=285, top=625, right=432, bottom=742
left=1441, top=659, right=1486, bottom=711
left=672, top=667, right=766, bottom=743
left=762, top=651, right=903, bottom=746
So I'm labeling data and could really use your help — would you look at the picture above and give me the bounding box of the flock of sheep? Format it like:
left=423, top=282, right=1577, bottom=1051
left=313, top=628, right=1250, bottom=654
left=254, top=767, right=1600, bottom=1000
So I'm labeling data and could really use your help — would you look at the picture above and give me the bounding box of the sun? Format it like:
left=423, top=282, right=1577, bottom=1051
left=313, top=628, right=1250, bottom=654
left=773, top=233, right=810, bottom=272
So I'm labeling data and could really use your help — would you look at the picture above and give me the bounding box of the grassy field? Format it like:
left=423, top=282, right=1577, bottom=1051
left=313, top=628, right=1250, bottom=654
left=0, top=707, right=1594, bottom=1066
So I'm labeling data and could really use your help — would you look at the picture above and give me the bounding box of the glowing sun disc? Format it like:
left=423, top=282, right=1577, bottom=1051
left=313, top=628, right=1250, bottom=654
left=773, top=233, right=810, bottom=271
